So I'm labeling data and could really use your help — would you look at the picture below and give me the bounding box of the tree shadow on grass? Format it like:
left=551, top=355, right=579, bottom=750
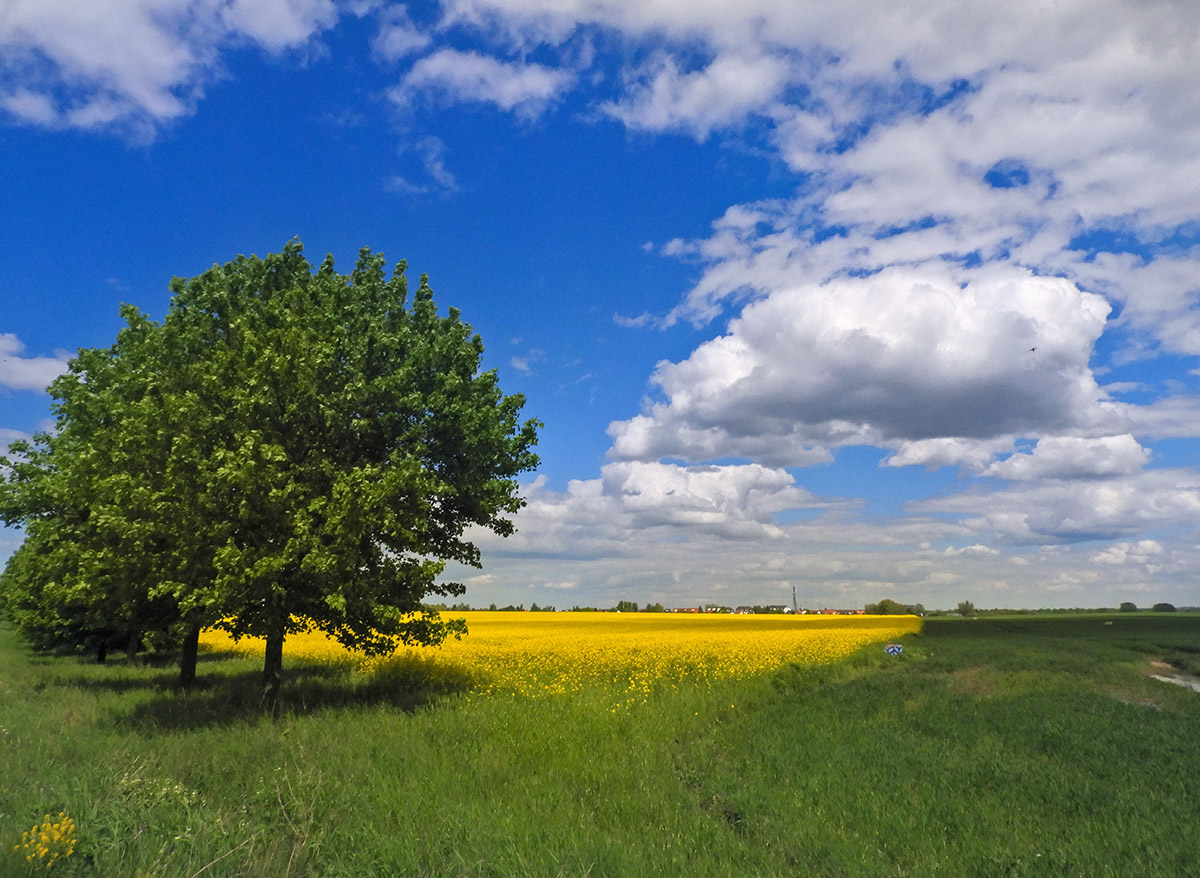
left=107, top=653, right=477, bottom=733
left=47, top=650, right=255, bottom=695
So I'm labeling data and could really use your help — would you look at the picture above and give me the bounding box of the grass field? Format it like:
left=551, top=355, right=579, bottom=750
left=1, top=612, right=1198, bottom=876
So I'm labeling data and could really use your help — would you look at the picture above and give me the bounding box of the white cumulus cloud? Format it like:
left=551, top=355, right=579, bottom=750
left=609, top=266, right=1115, bottom=467
left=0, top=0, right=339, bottom=134
left=483, top=461, right=831, bottom=561
left=1090, top=540, right=1164, bottom=566
left=983, top=435, right=1151, bottom=481
left=0, top=333, right=71, bottom=392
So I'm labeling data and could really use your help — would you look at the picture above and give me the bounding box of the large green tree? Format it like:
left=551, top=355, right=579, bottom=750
left=1, top=242, right=540, bottom=709
left=166, top=243, right=542, bottom=707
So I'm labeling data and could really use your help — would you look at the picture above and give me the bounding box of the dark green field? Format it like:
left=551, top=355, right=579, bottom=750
left=2, top=614, right=1198, bottom=876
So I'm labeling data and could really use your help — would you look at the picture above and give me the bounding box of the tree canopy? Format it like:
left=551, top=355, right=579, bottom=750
left=1, top=242, right=540, bottom=708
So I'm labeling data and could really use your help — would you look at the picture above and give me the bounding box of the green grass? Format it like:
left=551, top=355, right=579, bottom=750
left=1, top=614, right=1198, bottom=876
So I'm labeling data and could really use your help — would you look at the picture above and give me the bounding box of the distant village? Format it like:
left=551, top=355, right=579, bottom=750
left=428, top=599, right=1189, bottom=616
left=663, top=606, right=865, bottom=615
left=432, top=601, right=868, bottom=615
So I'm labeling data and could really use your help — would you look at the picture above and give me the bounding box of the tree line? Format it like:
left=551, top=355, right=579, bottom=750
left=0, top=242, right=540, bottom=710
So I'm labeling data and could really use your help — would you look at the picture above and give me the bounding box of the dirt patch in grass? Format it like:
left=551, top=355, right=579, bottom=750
left=950, top=666, right=1072, bottom=699
left=1107, top=686, right=1166, bottom=710
left=950, top=666, right=997, bottom=697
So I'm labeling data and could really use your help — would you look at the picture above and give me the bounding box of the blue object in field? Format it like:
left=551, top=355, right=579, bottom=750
left=884, top=643, right=903, bottom=656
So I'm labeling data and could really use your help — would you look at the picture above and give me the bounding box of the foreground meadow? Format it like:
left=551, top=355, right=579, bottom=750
left=2, top=613, right=1198, bottom=876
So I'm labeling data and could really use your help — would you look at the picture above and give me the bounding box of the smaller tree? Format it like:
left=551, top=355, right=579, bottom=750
left=1151, top=602, right=1176, bottom=612
left=956, top=600, right=976, bottom=617
left=1119, top=601, right=1138, bottom=613
left=0, top=314, right=201, bottom=670
left=614, top=600, right=638, bottom=613
left=865, top=598, right=922, bottom=615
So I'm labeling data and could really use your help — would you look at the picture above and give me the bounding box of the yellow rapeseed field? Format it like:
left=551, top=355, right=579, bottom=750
left=199, top=612, right=920, bottom=701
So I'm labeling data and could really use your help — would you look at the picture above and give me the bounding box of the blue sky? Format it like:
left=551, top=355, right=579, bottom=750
left=3, top=0, right=1200, bottom=610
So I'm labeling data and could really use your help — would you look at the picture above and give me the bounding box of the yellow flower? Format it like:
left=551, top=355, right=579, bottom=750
left=14, top=812, right=76, bottom=868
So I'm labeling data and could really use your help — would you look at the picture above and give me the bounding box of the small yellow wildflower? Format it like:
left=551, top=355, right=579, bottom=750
left=14, top=812, right=76, bottom=869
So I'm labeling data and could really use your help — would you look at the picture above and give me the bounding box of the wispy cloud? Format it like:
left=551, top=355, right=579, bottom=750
left=370, top=5, right=431, bottom=62
left=510, top=348, right=545, bottom=375
left=391, top=49, right=574, bottom=120
left=386, top=136, right=459, bottom=194
left=600, top=51, right=793, bottom=138
left=612, top=312, right=654, bottom=329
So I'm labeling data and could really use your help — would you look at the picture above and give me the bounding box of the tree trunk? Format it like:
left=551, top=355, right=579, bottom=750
left=95, top=642, right=108, bottom=664
left=178, top=623, right=201, bottom=689
left=262, top=621, right=285, bottom=716
left=126, top=631, right=140, bottom=662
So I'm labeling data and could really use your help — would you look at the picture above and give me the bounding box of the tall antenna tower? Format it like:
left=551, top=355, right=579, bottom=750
left=792, top=584, right=798, bottom=613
